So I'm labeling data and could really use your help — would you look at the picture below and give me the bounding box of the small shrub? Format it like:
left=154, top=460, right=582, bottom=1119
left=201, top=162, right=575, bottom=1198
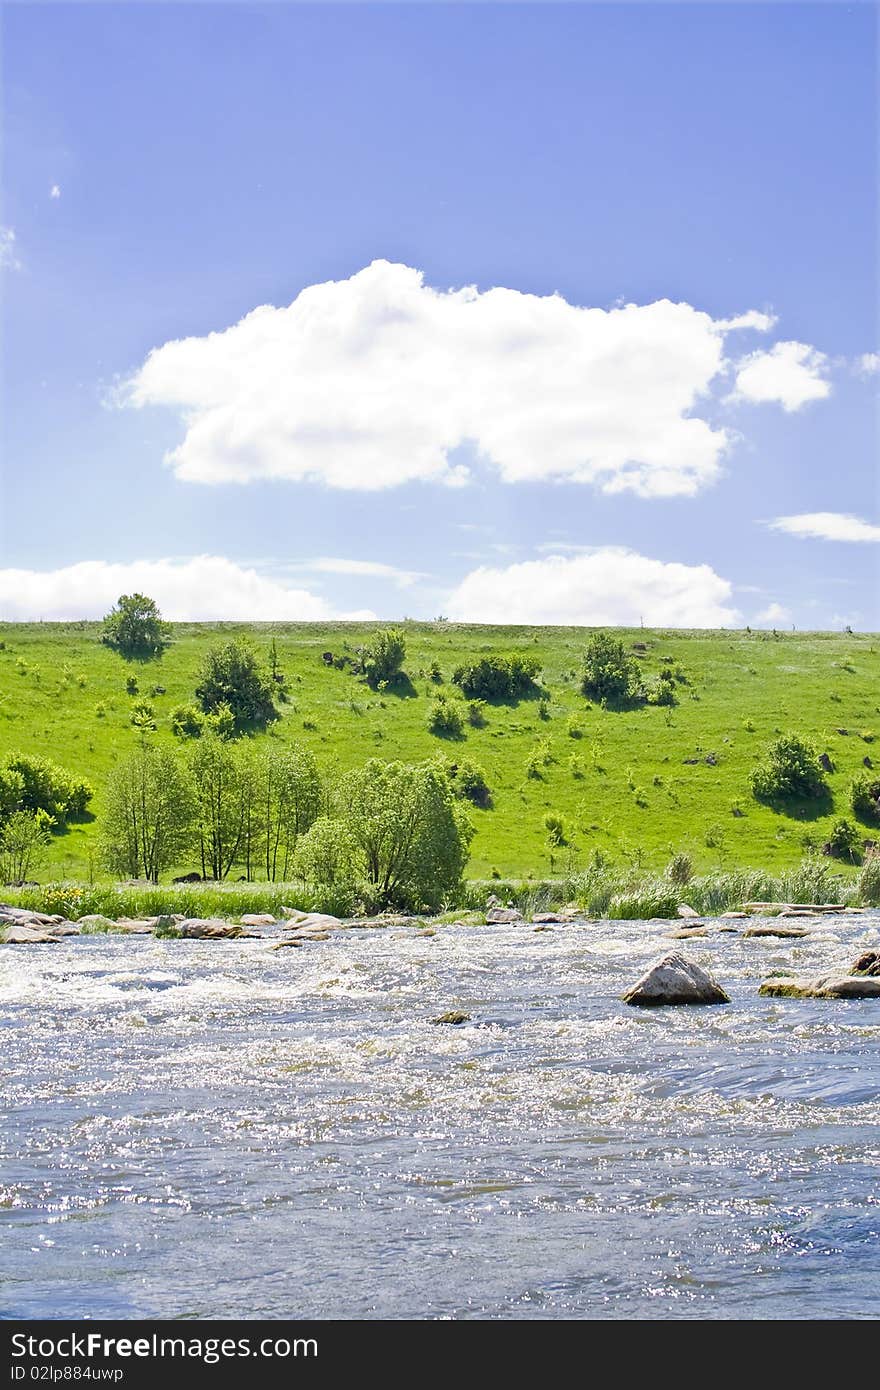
left=195, top=639, right=277, bottom=731
left=850, top=772, right=880, bottom=824
left=358, top=628, right=407, bottom=687
left=125, top=675, right=139, bottom=695
left=452, top=654, right=542, bottom=702
left=538, top=698, right=551, bottom=721
left=825, top=818, right=863, bottom=863
left=666, top=852, right=694, bottom=886
left=94, top=702, right=107, bottom=719
left=466, top=699, right=487, bottom=728
left=447, top=758, right=492, bottom=808
left=750, top=734, right=828, bottom=802
left=101, top=593, right=170, bottom=659
left=543, top=811, right=568, bottom=847
left=427, top=694, right=465, bottom=739
left=858, top=853, right=880, bottom=906
left=130, top=700, right=156, bottom=731
left=566, top=716, right=584, bottom=739
left=171, top=703, right=205, bottom=739
left=581, top=633, right=638, bottom=704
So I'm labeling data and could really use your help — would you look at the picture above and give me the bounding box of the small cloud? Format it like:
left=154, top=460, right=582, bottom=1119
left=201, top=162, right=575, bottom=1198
left=49, top=184, right=61, bottom=200
left=301, top=557, right=427, bottom=587
left=753, top=602, right=791, bottom=627
left=768, top=512, right=880, bottom=543
left=855, top=352, right=880, bottom=376
left=0, top=226, right=21, bottom=271
left=731, top=341, right=831, bottom=411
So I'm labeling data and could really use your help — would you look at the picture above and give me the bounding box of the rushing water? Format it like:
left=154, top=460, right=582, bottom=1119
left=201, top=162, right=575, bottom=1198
left=2, top=915, right=880, bottom=1321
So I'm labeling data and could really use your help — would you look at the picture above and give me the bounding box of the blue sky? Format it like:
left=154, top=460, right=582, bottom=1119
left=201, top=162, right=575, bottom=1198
left=1, top=1, right=877, bottom=627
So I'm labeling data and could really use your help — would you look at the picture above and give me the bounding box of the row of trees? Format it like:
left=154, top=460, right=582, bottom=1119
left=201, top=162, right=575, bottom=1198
left=101, top=739, right=473, bottom=909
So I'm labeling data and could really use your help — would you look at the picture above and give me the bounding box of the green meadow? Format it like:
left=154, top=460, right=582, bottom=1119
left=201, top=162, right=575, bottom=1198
left=0, top=621, right=877, bottom=882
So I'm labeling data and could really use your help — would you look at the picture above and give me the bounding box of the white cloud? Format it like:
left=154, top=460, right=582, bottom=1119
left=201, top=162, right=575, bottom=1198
left=0, top=227, right=21, bottom=271
left=856, top=352, right=880, bottom=376
left=769, top=512, right=880, bottom=543
left=126, top=259, right=787, bottom=500
left=49, top=184, right=61, bottom=200
left=445, top=549, right=740, bottom=627
left=731, top=341, right=831, bottom=410
left=0, top=557, right=375, bottom=622
left=753, top=602, right=791, bottom=627
left=301, top=557, right=426, bottom=587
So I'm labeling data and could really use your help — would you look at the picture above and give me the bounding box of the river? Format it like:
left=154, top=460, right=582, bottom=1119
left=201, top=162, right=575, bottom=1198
left=2, top=915, right=879, bottom=1320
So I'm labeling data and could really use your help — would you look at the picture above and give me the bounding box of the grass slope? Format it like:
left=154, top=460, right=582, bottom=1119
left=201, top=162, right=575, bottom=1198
left=0, top=621, right=877, bottom=881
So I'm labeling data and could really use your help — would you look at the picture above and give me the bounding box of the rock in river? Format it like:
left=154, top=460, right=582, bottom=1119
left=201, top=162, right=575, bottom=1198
left=759, top=974, right=880, bottom=1000
left=177, top=919, right=258, bottom=940
left=622, top=952, right=730, bottom=1007
left=486, top=907, right=524, bottom=924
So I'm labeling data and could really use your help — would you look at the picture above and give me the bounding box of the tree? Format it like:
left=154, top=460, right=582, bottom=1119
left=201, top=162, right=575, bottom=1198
left=581, top=634, right=638, bottom=704
left=338, top=758, right=473, bottom=910
left=750, top=734, right=827, bottom=802
left=188, top=735, right=248, bottom=881
left=294, top=816, right=357, bottom=889
left=0, top=811, right=51, bottom=883
left=194, top=640, right=277, bottom=731
left=101, top=593, right=170, bottom=659
left=101, top=745, right=195, bottom=882
left=259, top=746, right=322, bottom=881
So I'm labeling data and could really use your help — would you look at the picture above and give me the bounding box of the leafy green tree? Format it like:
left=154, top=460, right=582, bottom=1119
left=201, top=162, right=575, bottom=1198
left=101, top=745, right=195, bottom=882
left=188, top=734, right=248, bottom=881
left=0, top=765, right=25, bottom=824
left=170, top=703, right=205, bottom=739
left=359, top=628, right=407, bottom=687
left=195, top=640, right=277, bottom=731
left=581, top=634, right=638, bottom=704
left=825, top=818, right=862, bottom=863
left=0, top=810, right=51, bottom=882
left=101, top=593, right=170, bottom=659
left=294, top=816, right=357, bottom=888
left=259, top=745, right=322, bottom=881
left=750, top=734, right=828, bottom=802
left=338, top=758, right=473, bottom=910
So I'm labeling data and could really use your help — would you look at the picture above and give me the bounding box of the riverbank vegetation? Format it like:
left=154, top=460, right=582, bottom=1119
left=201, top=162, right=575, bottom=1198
left=0, top=617, right=877, bottom=881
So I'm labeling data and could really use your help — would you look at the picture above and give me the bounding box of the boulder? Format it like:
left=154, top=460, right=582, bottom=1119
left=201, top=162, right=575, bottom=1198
left=486, top=907, right=524, bottom=924
left=720, top=911, right=749, bottom=919
left=669, top=928, right=708, bottom=939
left=280, top=905, right=308, bottom=921
left=240, top=913, right=277, bottom=926
left=677, top=904, right=700, bottom=920
left=280, top=912, right=341, bottom=932
left=850, top=949, right=880, bottom=977
left=0, top=905, right=67, bottom=927
left=177, top=918, right=256, bottom=939
left=532, top=912, right=563, bottom=923
left=3, top=924, right=63, bottom=944
left=622, top=952, right=730, bottom=1007
left=286, top=929, right=331, bottom=942
left=431, top=1010, right=471, bottom=1025
left=759, top=974, right=880, bottom=1000
left=172, top=872, right=202, bottom=883
left=743, top=925, right=810, bottom=939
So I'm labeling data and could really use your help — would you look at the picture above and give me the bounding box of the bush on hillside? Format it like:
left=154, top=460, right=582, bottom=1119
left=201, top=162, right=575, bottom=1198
left=750, top=734, right=828, bottom=802
left=170, top=703, right=205, bottom=739
left=0, top=810, right=52, bottom=883
left=850, top=772, right=880, bottom=824
left=101, top=593, right=170, bottom=660
left=427, top=694, right=465, bottom=738
left=446, top=758, right=492, bottom=808
left=358, top=628, right=407, bottom=687
left=2, top=753, right=93, bottom=825
left=452, top=653, right=542, bottom=702
left=824, top=818, right=863, bottom=864
left=581, top=634, right=639, bottom=704
left=195, top=640, right=277, bottom=731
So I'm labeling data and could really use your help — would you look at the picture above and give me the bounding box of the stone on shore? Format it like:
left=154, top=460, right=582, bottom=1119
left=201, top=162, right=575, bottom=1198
left=677, top=904, right=700, bottom=919
left=532, top=912, right=563, bottom=923
left=3, top=923, right=65, bottom=944
left=486, top=907, right=523, bottom=924
left=280, top=912, right=341, bottom=932
left=759, top=973, right=880, bottom=999
left=240, top=913, right=277, bottom=926
left=622, top=952, right=730, bottom=1006
left=0, top=905, right=67, bottom=927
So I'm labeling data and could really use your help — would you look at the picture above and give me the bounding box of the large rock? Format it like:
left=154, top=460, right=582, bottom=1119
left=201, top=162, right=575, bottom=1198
left=851, top=949, right=880, bottom=977
left=0, top=905, right=67, bottom=927
left=622, top=952, right=730, bottom=1006
left=240, top=913, right=277, bottom=926
left=280, top=911, right=341, bottom=932
left=677, top=904, right=700, bottom=920
left=486, top=907, right=524, bottom=924
left=759, top=973, right=880, bottom=1000
left=743, top=925, right=810, bottom=939
left=177, top=918, right=256, bottom=939
left=3, top=924, right=63, bottom=944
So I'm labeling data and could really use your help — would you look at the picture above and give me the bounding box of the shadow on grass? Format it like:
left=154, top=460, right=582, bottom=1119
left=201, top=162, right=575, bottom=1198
left=754, top=787, right=835, bottom=822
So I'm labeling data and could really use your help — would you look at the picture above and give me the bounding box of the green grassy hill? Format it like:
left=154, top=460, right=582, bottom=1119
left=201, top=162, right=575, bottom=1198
left=0, top=621, right=877, bottom=881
